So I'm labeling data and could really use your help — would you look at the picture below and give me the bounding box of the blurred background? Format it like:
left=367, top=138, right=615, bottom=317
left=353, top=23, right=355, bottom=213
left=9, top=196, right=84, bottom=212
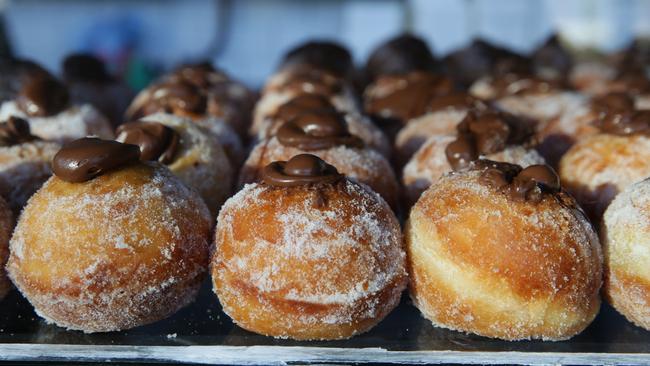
left=1, top=0, right=649, bottom=89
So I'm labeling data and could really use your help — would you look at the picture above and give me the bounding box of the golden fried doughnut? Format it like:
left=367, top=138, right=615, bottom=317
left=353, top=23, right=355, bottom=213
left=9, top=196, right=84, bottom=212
left=602, top=178, right=650, bottom=330
left=213, top=154, right=407, bottom=340
left=8, top=149, right=211, bottom=332
left=407, top=162, right=602, bottom=340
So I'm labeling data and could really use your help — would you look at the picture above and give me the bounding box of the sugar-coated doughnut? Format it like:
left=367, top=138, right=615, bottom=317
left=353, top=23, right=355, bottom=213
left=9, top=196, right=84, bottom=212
left=7, top=138, right=211, bottom=332
left=118, top=113, right=233, bottom=214
left=402, top=110, right=544, bottom=207
left=213, top=154, right=407, bottom=340
left=0, top=116, right=60, bottom=214
left=559, top=110, right=650, bottom=223
left=239, top=111, right=399, bottom=210
left=602, top=178, right=650, bottom=330
left=0, top=196, right=13, bottom=300
left=407, top=161, right=602, bottom=340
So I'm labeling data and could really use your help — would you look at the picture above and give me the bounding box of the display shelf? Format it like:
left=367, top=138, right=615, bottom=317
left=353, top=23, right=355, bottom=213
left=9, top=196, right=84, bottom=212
left=1, top=283, right=650, bottom=365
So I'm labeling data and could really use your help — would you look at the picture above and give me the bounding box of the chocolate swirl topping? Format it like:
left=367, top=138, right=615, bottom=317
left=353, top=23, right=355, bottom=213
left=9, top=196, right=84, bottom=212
left=597, top=110, right=650, bottom=136
left=137, top=81, right=207, bottom=118
left=426, top=92, right=485, bottom=114
left=52, top=138, right=141, bottom=183
left=476, top=160, right=560, bottom=203
left=277, top=66, right=344, bottom=97
left=365, top=71, right=454, bottom=123
left=0, top=116, right=38, bottom=146
left=277, top=111, right=363, bottom=151
left=16, top=74, right=70, bottom=117
left=592, top=92, right=636, bottom=114
left=168, top=63, right=226, bottom=89
left=262, top=154, right=343, bottom=187
left=445, top=110, right=534, bottom=170
left=273, top=94, right=337, bottom=123
left=488, top=73, right=565, bottom=98
left=116, top=121, right=180, bottom=164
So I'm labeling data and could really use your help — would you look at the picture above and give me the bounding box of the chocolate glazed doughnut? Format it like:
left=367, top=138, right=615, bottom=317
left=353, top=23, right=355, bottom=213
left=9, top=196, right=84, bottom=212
left=239, top=111, right=400, bottom=210
left=213, top=154, right=407, bottom=340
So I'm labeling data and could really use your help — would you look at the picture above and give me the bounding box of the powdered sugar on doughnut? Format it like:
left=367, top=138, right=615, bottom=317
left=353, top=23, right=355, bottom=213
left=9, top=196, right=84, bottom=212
left=0, top=101, right=113, bottom=143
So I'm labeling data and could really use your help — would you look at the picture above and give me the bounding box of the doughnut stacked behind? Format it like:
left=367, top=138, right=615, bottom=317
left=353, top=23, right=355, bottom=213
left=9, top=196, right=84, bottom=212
left=407, top=161, right=602, bottom=340
left=602, top=178, right=650, bottom=330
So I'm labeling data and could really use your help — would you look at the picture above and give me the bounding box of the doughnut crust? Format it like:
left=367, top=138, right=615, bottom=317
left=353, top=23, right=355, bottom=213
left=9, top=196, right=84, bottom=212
left=139, top=113, right=233, bottom=215
left=406, top=169, right=602, bottom=340
left=559, top=133, right=650, bottom=223
left=602, top=178, right=650, bottom=330
left=7, top=163, right=211, bottom=332
left=212, top=180, right=407, bottom=340
left=0, top=196, right=13, bottom=300
left=0, top=140, right=60, bottom=214
left=238, top=137, right=399, bottom=210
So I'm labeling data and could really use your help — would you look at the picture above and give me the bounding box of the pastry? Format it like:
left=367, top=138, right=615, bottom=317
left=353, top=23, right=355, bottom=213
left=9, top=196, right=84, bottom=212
left=602, top=178, right=650, bottom=330
left=213, top=154, right=407, bottom=340
left=239, top=111, right=399, bottom=210
left=407, top=160, right=602, bottom=340
left=365, top=34, right=437, bottom=82
left=0, top=116, right=60, bottom=214
left=62, top=53, right=134, bottom=128
left=7, top=137, right=211, bottom=332
left=116, top=113, right=233, bottom=214
left=559, top=110, right=650, bottom=223
left=402, top=110, right=544, bottom=206
left=279, top=40, right=354, bottom=78
left=0, top=72, right=113, bottom=143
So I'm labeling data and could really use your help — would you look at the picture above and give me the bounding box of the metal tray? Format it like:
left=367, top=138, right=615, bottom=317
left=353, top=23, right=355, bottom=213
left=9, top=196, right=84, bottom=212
left=1, top=281, right=650, bottom=365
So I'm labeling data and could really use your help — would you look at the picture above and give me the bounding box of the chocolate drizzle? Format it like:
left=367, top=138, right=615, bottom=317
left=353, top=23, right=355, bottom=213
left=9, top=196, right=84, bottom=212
left=445, top=110, right=534, bottom=170
left=262, top=154, right=342, bottom=187
left=0, top=116, right=37, bottom=146
left=16, top=74, right=70, bottom=117
left=116, top=121, right=180, bottom=164
left=488, top=73, right=564, bottom=97
left=365, top=71, right=454, bottom=123
left=426, top=92, right=484, bottom=114
left=52, top=138, right=141, bottom=183
left=276, top=111, right=363, bottom=150
left=597, top=110, right=650, bottom=136
left=277, top=66, right=344, bottom=97
left=476, top=160, right=560, bottom=203
left=273, top=94, right=337, bottom=123
left=592, top=92, right=636, bottom=114
left=137, top=81, right=207, bottom=118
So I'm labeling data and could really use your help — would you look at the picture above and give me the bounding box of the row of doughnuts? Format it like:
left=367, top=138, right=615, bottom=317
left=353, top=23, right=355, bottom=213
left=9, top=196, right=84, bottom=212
left=0, top=33, right=648, bottom=342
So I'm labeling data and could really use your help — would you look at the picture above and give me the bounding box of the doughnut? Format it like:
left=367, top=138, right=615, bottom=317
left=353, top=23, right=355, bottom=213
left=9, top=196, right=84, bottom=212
left=443, top=39, right=531, bottom=88
left=279, top=40, right=353, bottom=78
left=213, top=154, right=407, bottom=340
left=363, top=71, right=454, bottom=138
left=365, top=34, right=437, bottom=82
left=239, top=111, right=399, bottom=210
left=0, top=196, right=13, bottom=300
left=125, top=80, right=244, bottom=166
left=394, top=92, right=485, bottom=167
left=469, top=72, right=567, bottom=101
left=559, top=110, right=650, bottom=223
left=254, top=65, right=359, bottom=129
left=116, top=113, right=233, bottom=214
left=0, top=116, right=60, bottom=214
left=406, top=160, right=602, bottom=340
left=0, top=72, right=113, bottom=143
left=62, top=53, right=134, bottom=128
left=532, top=92, right=623, bottom=168
left=402, top=109, right=544, bottom=206
left=251, top=94, right=390, bottom=157
left=7, top=137, right=211, bottom=332
left=602, top=178, right=650, bottom=330
left=531, top=34, right=573, bottom=80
